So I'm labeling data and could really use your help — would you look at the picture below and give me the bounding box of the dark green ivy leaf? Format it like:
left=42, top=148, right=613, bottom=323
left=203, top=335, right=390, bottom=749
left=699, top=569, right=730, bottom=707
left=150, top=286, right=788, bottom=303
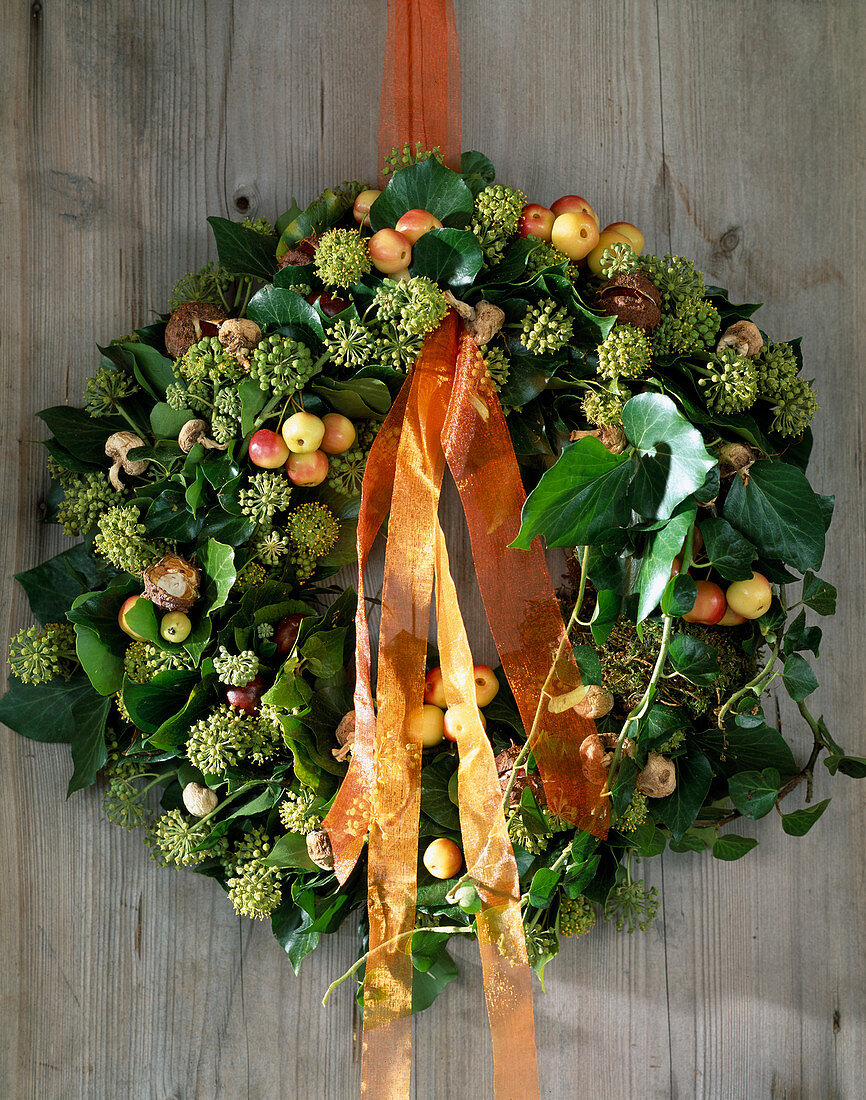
left=667, top=633, right=720, bottom=686
left=637, top=502, right=696, bottom=622
left=207, top=216, right=278, bottom=280
left=728, top=768, right=780, bottom=819
left=698, top=516, right=758, bottom=581
left=712, top=834, right=759, bottom=861
left=780, top=798, right=831, bottom=836
left=782, top=653, right=818, bottom=701
left=801, top=571, right=837, bottom=615
left=655, top=743, right=714, bottom=842
left=410, top=227, right=484, bottom=289
left=661, top=572, right=698, bottom=617
left=370, top=158, right=474, bottom=231
left=247, top=286, right=325, bottom=341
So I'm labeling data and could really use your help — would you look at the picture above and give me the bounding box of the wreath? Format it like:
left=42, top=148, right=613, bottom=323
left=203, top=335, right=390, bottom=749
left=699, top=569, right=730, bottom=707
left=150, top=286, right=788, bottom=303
left=2, top=147, right=858, bottom=1014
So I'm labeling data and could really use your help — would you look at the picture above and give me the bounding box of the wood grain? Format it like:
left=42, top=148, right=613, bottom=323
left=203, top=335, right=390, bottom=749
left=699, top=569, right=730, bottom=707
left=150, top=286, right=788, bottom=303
left=1, top=1, right=863, bottom=1097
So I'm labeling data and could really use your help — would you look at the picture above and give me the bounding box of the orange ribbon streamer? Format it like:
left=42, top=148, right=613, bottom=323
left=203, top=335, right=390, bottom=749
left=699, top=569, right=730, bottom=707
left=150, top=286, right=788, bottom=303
left=378, top=0, right=462, bottom=180
left=323, top=313, right=607, bottom=1098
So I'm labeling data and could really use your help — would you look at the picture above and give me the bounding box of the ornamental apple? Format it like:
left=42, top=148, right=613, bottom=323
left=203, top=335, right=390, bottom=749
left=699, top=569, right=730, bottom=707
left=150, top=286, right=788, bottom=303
left=408, top=704, right=446, bottom=748
left=683, top=580, right=727, bottom=625
left=717, top=606, right=748, bottom=626
left=517, top=203, right=555, bottom=241
left=473, top=665, right=500, bottom=707
left=424, top=666, right=447, bottom=708
left=159, top=611, right=192, bottom=643
left=306, top=291, right=350, bottom=317
left=281, top=411, right=326, bottom=454
left=443, top=704, right=487, bottom=743
left=248, top=428, right=290, bottom=468
left=286, top=449, right=329, bottom=486
left=603, top=221, right=645, bottom=253
left=225, top=674, right=267, bottom=716
left=394, top=208, right=442, bottom=244
left=118, top=594, right=148, bottom=640
left=586, top=229, right=632, bottom=276
left=423, top=837, right=463, bottom=879
left=725, top=572, right=772, bottom=619
left=353, top=188, right=382, bottom=225
left=274, top=612, right=307, bottom=656
left=320, top=412, right=356, bottom=454
left=550, top=211, right=600, bottom=261
left=550, top=195, right=599, bottom=225
left=368, top=228, right=412, bottom=274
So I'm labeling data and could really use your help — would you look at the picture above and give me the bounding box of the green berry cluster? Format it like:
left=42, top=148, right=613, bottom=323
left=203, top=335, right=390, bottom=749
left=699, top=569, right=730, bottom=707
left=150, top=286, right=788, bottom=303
left=471, top=184, right=526, bottom=263
left=123, top=641, right=195, bottom=684
left=508, top=811, right=551, bottom=855
left=232, top=825, right=272, bottom=865
left=185, top=703, right=277, bottom=774
left=313, top=229, right=372, bottom=288
left=520, top=298, right=574, bottom=355
left=698, top=347, right=758, bottom=414
left=286, top=503, right=339, bottom=558
left=639, top=252, right=704, bottom=307
left=479, top=345, right=511, bottom=391
left=84, top=364, right=139, bottom=417
left=599, top=242, right=639, bottom=278
left=235, top=560, right=268, bottom=592
left=249, top=334, right=317, bottom=398
left=374, top=276, right=448, bottom=338
left=177, top=337, right=245, bottom=387
left=253, top=527, right=290, bottom=565
left=94, top=504, right=161, bottom=575
left=212, top=645, right=259, bottom=687
left=278, top=787, right=323, bottom=833
left=240, top=216, right=276, bottom=237
left=525, top=241, right=571, bottom=276
left=147, top=808, right=208, bottom=867
left=616, top=790, right=649, bottom=833
left=371, top=323, right=423, bottom=371
left=324, top=317, right=376, bottom=369
left=654, top=296, right=720, bottom=357
left=8, top=623, right=77, bottom=684
left=102, top=760, right=152, bottom=830
left=769, top=376, right=819, bottom=437
left=604, top=877, right=659, bottom=933
left=597, top=324, right=652, bottom=380
left=238, top=471, right=293, bottom=525
left=227, top=859, right=282, bottom=920
left=582, top=383, right=627, bottom=428
left=381, top=142, right=442, bottom=177
left=51, top=466, right=119, bottom=538
left=558, top=895, right=597, bottom=937
left=168, top=261, right=232, bottom=312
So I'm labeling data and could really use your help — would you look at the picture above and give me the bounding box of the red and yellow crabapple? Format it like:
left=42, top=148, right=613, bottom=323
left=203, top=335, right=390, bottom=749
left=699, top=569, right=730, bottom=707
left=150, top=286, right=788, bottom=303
left=423, top=838, right=463, bottom=879
left=320, top=413, right=356, bottom=455
left=394, top=208, right=442, bottom=244
left=248, top=428, right=290, bottom=469
left=551, top=210, right=600, bottom=261
left=725, top=572, right=772, bottom=619
left=281, top=411, right=326, bottom=454
left=368, top=228, right=412, bottom=274
left=517, top=203, right=555, bottom=241
left=286, top=449, right=329, bottom=486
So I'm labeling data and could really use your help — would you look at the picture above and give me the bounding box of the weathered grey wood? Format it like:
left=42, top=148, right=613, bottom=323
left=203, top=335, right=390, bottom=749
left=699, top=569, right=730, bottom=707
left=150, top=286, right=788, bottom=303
left=1, top=1, right=863, bottom=1097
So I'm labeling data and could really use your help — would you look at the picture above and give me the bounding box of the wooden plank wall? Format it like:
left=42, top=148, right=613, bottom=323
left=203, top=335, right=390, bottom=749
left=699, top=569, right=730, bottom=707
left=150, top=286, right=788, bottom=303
left=1, top=1, right=863, bottom=1096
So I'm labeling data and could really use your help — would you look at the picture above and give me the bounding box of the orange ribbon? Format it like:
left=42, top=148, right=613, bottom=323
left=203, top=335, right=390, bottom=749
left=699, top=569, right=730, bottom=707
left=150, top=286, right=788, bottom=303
left=323, top=314, right=607, bottom=1098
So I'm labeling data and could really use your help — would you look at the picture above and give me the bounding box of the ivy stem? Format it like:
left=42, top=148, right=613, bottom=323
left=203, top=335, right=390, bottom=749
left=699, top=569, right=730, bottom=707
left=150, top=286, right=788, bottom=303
left=716, top=635, right=782, bottom=730
left=195, top=780, right=260, bottom=829
left=322, top=925, right=474, bottom=1007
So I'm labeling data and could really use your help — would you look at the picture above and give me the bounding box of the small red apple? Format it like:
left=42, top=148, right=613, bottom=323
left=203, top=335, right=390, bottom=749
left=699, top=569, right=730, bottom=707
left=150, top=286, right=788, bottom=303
left=281, top=411, right=326, bottom=454
left=225, top=674, right=267, bottom=716
left=248, top=429, right=290, bottom=469
left=118, top=595, right=148, bottom=640
left=550, top=195, right=599, bottom=224
left=424, top=667, right=447, bottom=708
left=603, top=221, right=645, bottom=253
left=443, top=704, right=487, bottom=743
left=320, top=413, right=356, bottom=455
left=551, top=211, right=600, bottom=262
left=717, top=606, right=748, bottom=626
left=517, top=203, right=555, bottom=241
left=408, top=704, right=446, bottom=748
left=368, top=228, right=412, bottom=274
left=472, top=665, right=500, bottom=707
left=683, top=580, right=727, bottom=625
left=394, top=208, right=443, bottom=244
left=353, top=189, right=382, bottom=226
left=286, top=449, right=329, bottom=486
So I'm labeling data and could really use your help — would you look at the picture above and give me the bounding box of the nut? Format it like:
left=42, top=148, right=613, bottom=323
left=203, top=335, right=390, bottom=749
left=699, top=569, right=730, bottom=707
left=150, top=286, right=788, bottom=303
left=143, top=553, right=201, bottom=611
left=182, top=782, right=218, bottom=817
left=306, top=828, right=335, bottom=870
left=596, top=273, right=662, bottom=333
left=332, top=710, right=356, bottom=762
left=635, top=753, right=677, bottom=798
left=569, top=425, right=628, bottom=455
left=217, top=318, right=262, bottom=366
left=164, top=301, right=227, bottom=359
left=178, top=419, right=227, bottom=453
left=494, top=743, right=547, bottom=809
left=104, top=431, right=149, bottom=491
left=574, top=685, right=615, bottom=720
left=716, top=320, right=763, bottom=358
left=443, top=291, right=505, bottom=345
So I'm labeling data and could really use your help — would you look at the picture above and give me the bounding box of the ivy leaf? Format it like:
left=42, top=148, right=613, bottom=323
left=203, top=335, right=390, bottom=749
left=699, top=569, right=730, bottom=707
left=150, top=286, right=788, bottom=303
left=712, top=834, right=759, bottom=861
left=122, top=671, right=200, bottom=735
left=276, top=184, right=360, bottom=255
left=698, top=516, right=758, bottom=581
left=641, top=705, right=690, bottom=753
left=622, top=393, right=716, bottom=521
left=528, top=867, right=561, bottom=909
left=310, top=376, right=392, bottom=418
left=207, top=216, right=278, bottom=280
left=781, top=798, right=831, bottom=836
left=66, top=689, right=111, bottom=795
left=370, top=158, right=474, bottom=231
left=824, top=755, right=866, bottom=779
left=15, top=545, right=116, bottom=625
left=801, top=572, right=837, bottom=615
left=37, top=407, right=127, bottom=466
left=182, top=540, right=237, bottom=664
left=728, top=768, right=780, bottom=819
left=0, top=674, right=97, bottom=743
left=572, top=645, right=602, bottom=686
left=722, top=460, right=826, bottom=572
left=667, top=634, right=720, bottom=686
left=590, top=589, right=620, bottom=645
left=695, top=713, right=797, bottom=778
left=661, top=572, right=698, bottom=618
left=782, top=609, right=821, bottom=658
left=460, top=150, right=496, bottom=196
left=265, top=833, right=318, bottom=871
left=150, top=402, right=195, bottom=439
left=511, top=437, right=631, bottom=549
left=782, top=653, right=818, bottom=701
left=420, top=753, right=460, bottom=831
left=119, top=342, right=176, bottom=398
left=655, top=743, right=714, bottom=842
left=300, top=627, right=348, bottom=679
left=636, top=502, right=696, bottom=622
left=410, top=227, right=484, bottom=289
left=246, top=286, right=325, bottom=341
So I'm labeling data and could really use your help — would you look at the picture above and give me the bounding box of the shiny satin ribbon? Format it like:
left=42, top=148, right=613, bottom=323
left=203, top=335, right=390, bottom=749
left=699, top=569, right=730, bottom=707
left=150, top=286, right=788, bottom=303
left=323, top=313, right=606, bottom=1098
